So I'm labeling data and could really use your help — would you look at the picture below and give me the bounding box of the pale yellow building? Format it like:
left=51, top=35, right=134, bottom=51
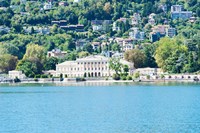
left=56, top=55, right=134, bottom=78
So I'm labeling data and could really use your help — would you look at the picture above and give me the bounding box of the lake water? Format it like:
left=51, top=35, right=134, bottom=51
left=0, top=82, right=200, bottom=133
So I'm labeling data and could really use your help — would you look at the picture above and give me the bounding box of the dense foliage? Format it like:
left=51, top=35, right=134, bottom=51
left=0, top=0, right=199, bottom=76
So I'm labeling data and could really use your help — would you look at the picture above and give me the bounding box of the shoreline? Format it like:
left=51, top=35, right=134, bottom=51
left=0, top=78, right=199, bottom=85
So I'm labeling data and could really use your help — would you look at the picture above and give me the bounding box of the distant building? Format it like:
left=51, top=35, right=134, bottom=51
left=60, top=24, right=84, bottom=32
left=91, top=20, right=112, bottom=32
left=43, top=70, right=57, bottom=76
left=76, top=39, right=88, bottom=50
left=56, top=55, right=134, bottom=77
left=171, top=5, right=183, bottom=12
left=20, top=0, right=26, bottom=4
left=129, top=27, right=145, bottom=40
left=0, top=26, right=10, bottom=33
left=171, top=5, right=193, bottom=19
left=117, top=18, right=128, bottom=23
left=112, top=22, right=120, bottom=31
left=166, top=27, right=176, bottom=38
left=114, top=38, right=134, bottom=52
left=59, top=1, right=68, bottom=6
left=43, top=2, right=52, bottom=10
left=130, top=13, right=141, bottom=25
left=74, top=0, right=81, bottom=2
left=0, top=7, right=7, bottom=11
left=189, top=17, right=196, bottom=23
left=52, top=20, right=67, bottom=26
left=8, top=70, right=26, bottom=79
left=134, top=68, right=164, bottom=76
left=47, top=49, right=67, bottom=58
left=112, top=52, right=124, bottom=59
left=91, top=42, right=101, bottom=50
left=23, top=27, right=50, bottom=34
left=149, top=25, right=176, bottom=42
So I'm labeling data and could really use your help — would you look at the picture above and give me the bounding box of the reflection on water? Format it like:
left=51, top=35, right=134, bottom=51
left=0, top=81, right=200, bottom=87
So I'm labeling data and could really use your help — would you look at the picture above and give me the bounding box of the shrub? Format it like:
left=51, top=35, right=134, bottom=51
left=105, top=77, right=109, bottom=80
left=113, top=74, right=120, bottom=80
left=40, top=75, right=48, bottom=78
left=14, top=77, right=21, bottom=83
left=146, top=75, right=150, bottom=79
left=84, top=73, right=87, bottom=77
left=134, top=72, right=140, bottom=79
left=126, top=76, right=132, bottom=80
left=34, top=74, right=40, bottom=78
left=76, top=77, right=86, bottom=81
left=121, top=76, right=127, bottom=80
left=60, top=73, right=63, bottom=78
left=65, top=74, right=68, bottom=78
left=34, top=78, right=38, bottom=82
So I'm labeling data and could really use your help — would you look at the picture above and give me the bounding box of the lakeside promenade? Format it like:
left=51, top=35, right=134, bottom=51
left=1, top=74, right=200, bottom=84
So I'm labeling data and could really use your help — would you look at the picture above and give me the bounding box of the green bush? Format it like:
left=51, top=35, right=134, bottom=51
left=126, top=76, right=132, bottom=80
left=76, top=77, right=86, bottom=81
left=105, top=77, right=109, bottom=80
left=121, top=76, right=127, bottom=80
left=34, top=74, right=40, bottom=78
left=14, top=77, right=21, bottom=83
left=34, top=78, right=38, bottom=82
left=40, top=75, right=48, bottom=78
left=134, top=72, right=140, bottom=79
left=113, top=74, right=120, bottom=80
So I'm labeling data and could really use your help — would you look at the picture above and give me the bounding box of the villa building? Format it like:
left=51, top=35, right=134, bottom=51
left=43, top=2, right=52, bottom=10
left=171, top=5, right=192, bottom=19
left=129, top=27, right=145, bottom=40
left=47, top=49, right=67, bottom=58
left=134, top=68, right=164, bottom=76
left=56, top=55, right=134, bottom=78
left=8, top=70, right=26, bottom=79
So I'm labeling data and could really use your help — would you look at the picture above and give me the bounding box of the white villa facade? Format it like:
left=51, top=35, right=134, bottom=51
left=8, top=70, right=26, bottom=79
left=56, top=55, right=134, bottom=78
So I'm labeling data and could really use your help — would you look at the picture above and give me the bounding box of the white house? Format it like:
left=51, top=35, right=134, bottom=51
left=47, top=49, right=67, bottom=58
left=44, top=2, right=52, bottom=10
left=171, top=5, right=193, bottom=19
left=134, top=68, right=164, bottom=76
left=9, top=70, right=26, bottom=79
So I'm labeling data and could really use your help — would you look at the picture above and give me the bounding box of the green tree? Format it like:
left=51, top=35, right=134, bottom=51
left=124, top=49, right=146, bottom=68
left=155, top=37, right=188, bottom=73
left=0, top=54, right=18, bottom=73
left=109, top=57, right=122, bottom=75
left=16, top=59, right=43, bottom=78
left=23, top=44, right=46, bottom=62
left=111, top=43, right=121, bottom=52
left=44, top=57, right=59, bottom=70
left=83, top=43, right=94, bottom=54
